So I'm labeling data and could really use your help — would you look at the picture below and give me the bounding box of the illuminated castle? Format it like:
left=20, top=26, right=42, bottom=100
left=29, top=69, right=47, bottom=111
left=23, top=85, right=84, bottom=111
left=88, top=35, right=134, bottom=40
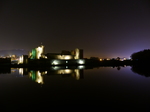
left=18, top=44, right=84, bottom=65
left=29, top=44, right=47, bottom=59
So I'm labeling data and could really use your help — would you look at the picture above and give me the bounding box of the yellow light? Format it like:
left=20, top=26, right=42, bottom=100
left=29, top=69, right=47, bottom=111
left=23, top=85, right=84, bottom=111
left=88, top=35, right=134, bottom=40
left=78, top=59, right=84, bottom=64
left=35, top=71, right=44, bottom=84
left=36, top=45, right=44, bottom=59
left=64, top=69, right=71, bottom=73
left=64, top=56, right=71, bottom=59
left=18, top=55, right=23, bottom=64
left=58, top=69, right=72, bottom=74
left=19, top=68, right=23, bottom=75
left=100, top=59, right=103, bottom=61
left=74, top=69, right=80, bottom=80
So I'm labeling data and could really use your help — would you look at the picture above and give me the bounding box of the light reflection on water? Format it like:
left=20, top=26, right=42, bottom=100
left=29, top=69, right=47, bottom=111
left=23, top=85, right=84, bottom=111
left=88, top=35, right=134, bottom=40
left=0, top=65, right=150, bottom=109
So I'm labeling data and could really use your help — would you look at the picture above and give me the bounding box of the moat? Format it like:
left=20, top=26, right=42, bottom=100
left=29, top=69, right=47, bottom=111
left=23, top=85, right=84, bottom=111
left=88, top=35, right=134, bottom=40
left=0, top=65, right=150, bottom=110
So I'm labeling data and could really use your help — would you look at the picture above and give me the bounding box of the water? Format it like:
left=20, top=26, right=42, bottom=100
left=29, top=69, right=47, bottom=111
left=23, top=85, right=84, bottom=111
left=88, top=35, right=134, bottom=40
left=0, top=65, right=150, bottom=110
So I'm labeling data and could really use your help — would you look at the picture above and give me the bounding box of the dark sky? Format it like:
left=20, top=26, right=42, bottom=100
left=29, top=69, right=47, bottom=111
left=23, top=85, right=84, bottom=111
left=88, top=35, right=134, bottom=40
left=0, top=0, right=150, bottom=58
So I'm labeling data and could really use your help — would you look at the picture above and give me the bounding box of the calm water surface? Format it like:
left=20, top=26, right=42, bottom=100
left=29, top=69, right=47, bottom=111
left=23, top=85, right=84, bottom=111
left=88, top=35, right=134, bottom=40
left=0, top=65, right=150, bottom=109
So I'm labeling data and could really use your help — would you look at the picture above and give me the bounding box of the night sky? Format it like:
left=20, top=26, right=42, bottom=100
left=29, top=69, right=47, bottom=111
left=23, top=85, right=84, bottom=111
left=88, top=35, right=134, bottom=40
left=0, top=0, right=150, bottom=58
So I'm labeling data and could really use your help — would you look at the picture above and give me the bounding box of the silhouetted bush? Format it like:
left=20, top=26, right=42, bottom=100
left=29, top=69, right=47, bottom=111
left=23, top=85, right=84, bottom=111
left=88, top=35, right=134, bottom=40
left=130, top=49, right=150, bottom=61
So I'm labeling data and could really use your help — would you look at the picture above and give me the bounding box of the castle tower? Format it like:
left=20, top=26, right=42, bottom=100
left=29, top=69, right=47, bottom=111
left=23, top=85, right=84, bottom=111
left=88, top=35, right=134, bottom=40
left=74, top=48, right=83, bottom=59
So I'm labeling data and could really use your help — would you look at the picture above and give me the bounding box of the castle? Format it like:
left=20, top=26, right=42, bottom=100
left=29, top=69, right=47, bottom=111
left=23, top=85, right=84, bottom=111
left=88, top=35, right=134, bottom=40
left=18, top=44, right=85, bottom=66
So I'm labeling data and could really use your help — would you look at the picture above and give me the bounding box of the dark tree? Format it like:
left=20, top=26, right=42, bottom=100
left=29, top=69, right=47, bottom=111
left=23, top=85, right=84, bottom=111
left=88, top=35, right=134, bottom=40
left=130, top=49, right=150, bottom=61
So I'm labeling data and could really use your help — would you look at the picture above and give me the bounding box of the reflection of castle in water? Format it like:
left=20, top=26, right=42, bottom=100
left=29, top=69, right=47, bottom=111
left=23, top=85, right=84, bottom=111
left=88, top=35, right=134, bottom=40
left=16, top=66, right=84, bottom=84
